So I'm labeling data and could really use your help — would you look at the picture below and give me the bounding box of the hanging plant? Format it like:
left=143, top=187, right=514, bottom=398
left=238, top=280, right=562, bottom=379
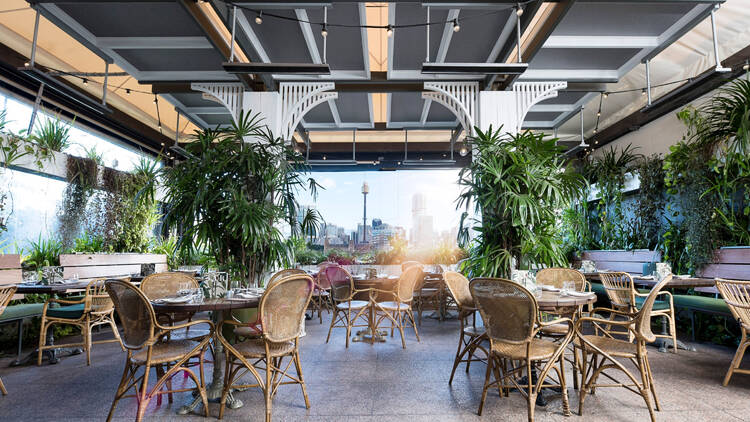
left=629, top=155, right=666, bottom=250
left=57, top=155, right=98, bottom=247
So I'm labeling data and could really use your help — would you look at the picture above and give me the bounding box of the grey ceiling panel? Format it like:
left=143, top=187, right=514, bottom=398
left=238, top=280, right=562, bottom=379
left=170, top=93, right=220, bottom=108
left=554, top=3, right=696, bottom=37
left=307, top=5, right=365, bottom=71
left=393, top=5, right=446, bottom=70
left=58, top=3, right=203, bottom=37
left=538, top=91, right=587, bottom=105
left=446, top=9, right=513, bottom=63
left=113, top=49, right=225, bottom=72
left=250, top=9, right=313, bottom=63
left=197, top=114, right=233, bottom=126
left=304, top=102, right=335, bottom=123
left=427, top=102, right=457, bottom=122
left=530, top=48, right=640, bottom=70
left=525, top=112, right=563, bottom=121
left=336, top=93, right=370, bottom=123
left=390, top=92, right=424, bottom=122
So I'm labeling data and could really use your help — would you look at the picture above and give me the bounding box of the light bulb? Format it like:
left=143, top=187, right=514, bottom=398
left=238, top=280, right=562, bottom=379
left=597, top=112, right=601, bottom=117
left=452, top=19, right=460, bottom=32
left=386, top=25, right=393, bottom=37
left=516, top=5, right=524, bottom=16
left=153, top=97, right=158, bottom=104
left=593, top=129, right=597, bottom=134
left=126, top=88, right=131, bottom=95
left=603, top=93, right=608, bottom=99
left=255, top=11, right=263, bottom=25
left=641, top=89, right=647, bottom=96
left=321, top=24, right=328, bottom=38
left=160, top=142, right=165, bottom=146
left=322, top=155, right=327, bottom=160
left=459, top=146, right=468, bottom=157
left=419, top=156, right=423, bottom=161
left=744, top=62, right=750, bottom=71
left=82, top=78, right=88, bottom=85
left=23, top=62, right=29, bottom=67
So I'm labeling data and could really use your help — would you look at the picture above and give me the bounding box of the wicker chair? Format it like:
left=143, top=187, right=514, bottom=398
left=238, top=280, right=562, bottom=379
left=715, top=279, right=750, bottom=386
left=443, top=271, right=487, bottom=385
left=325, top=265, right=370, bottom=347
left=576, top=275, right=674, bottom=422
left=599, top=272, right=676, bottom=352
left=470, top=277, right=574, bottom=421
left=104, top=279, right=213, bottom=422
left=371, top=265, right=422, bottom=349
left=37, top=278, right=124, bottom=366
left=140, top=272, right=200, bottom=328
left=311, top=270, right=332, bottom=324
left=413, top=264, right=443, bottom=325
left=0, top=285, right=16, bottom=395
left=217, top=274, right=314, bottom=422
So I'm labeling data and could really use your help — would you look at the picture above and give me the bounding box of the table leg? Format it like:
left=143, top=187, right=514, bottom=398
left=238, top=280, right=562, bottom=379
left=178, top=310, right=243, bottom=415
left=11, top=326, right=81, bottom=366
left=652, top=316, right=695, bottom=353
left=352, top=301, right=387, bottom=343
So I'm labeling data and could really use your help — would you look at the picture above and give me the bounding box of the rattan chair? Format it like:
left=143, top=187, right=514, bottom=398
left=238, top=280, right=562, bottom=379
left=0, top=285, right=16, bottom=395
left=104, top=279, right=213, bottom=422
left=37, top=278, right=124, bottom=366
left=443, top=271, right=487, bottom=385
left=470, top=277, right=574, bottom=421
left=371, top=265, right=422, bottom=349
left=140, top=272, right=200, bottom=328
left=715, top=278, right=750, bottom=386
left=310, top=270, right=332, bottom=324
left=325, top=265, right=370, bottom=347
left=599, top=272, right=677, bottom=352
left=576, top=275, right=673, bottom=422
left=218, top=274, right=314, bottom=422
left=413, top=264, right=443, bottom=325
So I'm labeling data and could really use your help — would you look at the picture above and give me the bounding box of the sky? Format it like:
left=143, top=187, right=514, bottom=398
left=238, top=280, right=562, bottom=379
left=295, top=169, right=465, bottom=234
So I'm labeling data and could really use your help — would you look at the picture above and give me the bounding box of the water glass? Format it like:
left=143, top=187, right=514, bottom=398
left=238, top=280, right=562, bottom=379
left=561, top=281, right=575, bottom=296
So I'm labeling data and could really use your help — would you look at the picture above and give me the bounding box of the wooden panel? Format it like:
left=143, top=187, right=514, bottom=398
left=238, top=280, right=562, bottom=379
left=712, top=248, right=750, bottom=265
left=594, top=262, right=645, bottom=274
left=581, top=250, right=661, bottom=262
left=155, top=264, right=169, bottom=273
left=63, top=264, right=143, bottom=279
left=60, top=253, right=167, bottom=267
left=0, top=269, right=23, bottom=285
left=0, top=254, right=21, bottom=269
left=698, top=264, right=750, bottom=280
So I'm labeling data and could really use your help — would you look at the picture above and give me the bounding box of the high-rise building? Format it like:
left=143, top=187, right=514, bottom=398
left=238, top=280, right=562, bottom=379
left=410, top=193, right=435, bottom=248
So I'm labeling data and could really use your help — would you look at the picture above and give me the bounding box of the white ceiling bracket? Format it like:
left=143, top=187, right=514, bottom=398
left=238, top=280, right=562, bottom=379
left=422, top=81, right=478, bottom=137
left=280, top=82, right=338, bottom=142
left=191, top=82, right=244, bottom=123
left=513, top=81, right=567, bottom=132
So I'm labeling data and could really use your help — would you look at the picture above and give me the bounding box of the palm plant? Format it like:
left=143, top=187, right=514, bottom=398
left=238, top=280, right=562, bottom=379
left=22, top=235, right=64, bottom=271
left=457, top=127, right=584, bottom=278
left=161, top=111, right=321, bottom=285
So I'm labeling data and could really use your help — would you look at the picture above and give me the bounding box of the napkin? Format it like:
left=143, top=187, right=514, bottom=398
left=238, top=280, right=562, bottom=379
left=565, top=291, right=595, bottom=297
left=638, top=275, right=655, bottom=280
left=235, top=292, right=261, bottom=299
left=540, top=285, right=560, bottom=292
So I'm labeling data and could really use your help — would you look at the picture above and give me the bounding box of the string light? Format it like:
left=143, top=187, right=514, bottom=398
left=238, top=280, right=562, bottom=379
left=321, top=24, right=328, bottom=38
left=23, top=62, right=29, bottom=67
left=459, top=146, right=469, bottom=157
left=603, top=92, right=608, bottom=99
left=82, top=78, right=87, bottom=85
left=322, top=155, right=327, bottom=160
left=386, top=25, right=393, bottom=37
left=744, top=60, right=750, bottom=71
left=516, top=4, right=524, bottom=16
left=641, top=89, right=647, bottom=96
left=255, top=10, right=263, bottom=25
left=452, top=19, right=460, bottom=32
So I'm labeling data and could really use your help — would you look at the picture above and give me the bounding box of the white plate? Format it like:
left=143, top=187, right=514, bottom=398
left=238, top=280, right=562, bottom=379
left=156, top=296, right=192, bottom=304
left=540, top=285, right=560, bottom=292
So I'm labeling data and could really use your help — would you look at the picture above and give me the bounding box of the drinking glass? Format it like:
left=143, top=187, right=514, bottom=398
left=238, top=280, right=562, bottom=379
left=561, top=281, right=575, bottom=296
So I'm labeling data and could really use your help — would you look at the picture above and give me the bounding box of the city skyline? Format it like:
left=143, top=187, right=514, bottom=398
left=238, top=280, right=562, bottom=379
left=295, top=169, right=464, bottom=236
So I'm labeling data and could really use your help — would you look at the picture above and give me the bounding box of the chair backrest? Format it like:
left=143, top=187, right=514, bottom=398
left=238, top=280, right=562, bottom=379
left=315, top=269, right=332, bottom=290
left=325, top=265, right=354, bottom=302
left=0, top=285, right=17, bottom=316
left=85, top=278, right=114, bottom=314
left=105, top=279, right=156, bottom=350
left=470, top=277, right=537, bottom=344
left=267, top=269, right=306, bottom=288
left=401, top=261, right=422, bottom=272
left=536, top=268, right=587, bottom=292
left=599, top=272, right=634, bottom=308
left=633, top=275, right=673, bottom=343
left=716, top=278, right=750, bottom=328
left=396, top=265, right=423, bottom=303
left=443, top=271, right=473, bottom=309
left=260, top=274, right=314, bottom=343
left=140, top=272, right=199, bottom=300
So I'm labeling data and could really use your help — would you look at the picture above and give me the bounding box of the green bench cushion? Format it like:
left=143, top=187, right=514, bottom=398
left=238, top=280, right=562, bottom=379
left=0, top=303, right=44, bottom=322
left=634, top=296, right=671, bottom=311
left=673, top=295, right=731, bottom=315
left=590, top=283, right=606, bottom=295
left=46, top=303, right=85, bottom=319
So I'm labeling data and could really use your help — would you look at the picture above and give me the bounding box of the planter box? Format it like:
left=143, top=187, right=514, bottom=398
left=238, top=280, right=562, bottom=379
left=59, top=253, right=168, bottom=282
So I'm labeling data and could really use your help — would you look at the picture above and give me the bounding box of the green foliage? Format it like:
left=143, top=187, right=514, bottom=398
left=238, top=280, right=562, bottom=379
left=289, top=237, right=324, bottom=265
left=161, top=111, right=320, bottom=285
left=21, top=235, right=63, bottom=271
left=457, top=127, right=584, bottom=278
left=149, top=236, right=178, bottom=270
left=30, top=116, right=72, bottom=153
left=71, top=232, right=105, bottom=253
left=58, top=155, right=98, bottom=247
left=630, top=155, right=666, bottom=250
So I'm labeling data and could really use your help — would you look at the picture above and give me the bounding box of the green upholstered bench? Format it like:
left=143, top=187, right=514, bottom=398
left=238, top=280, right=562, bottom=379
left=673, top=294, right=733, bottom=341
left=0, top=303, right=45, bottom=365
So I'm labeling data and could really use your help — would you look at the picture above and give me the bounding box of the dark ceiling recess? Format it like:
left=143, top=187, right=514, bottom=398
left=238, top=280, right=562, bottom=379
left=585, top=44, right=750, bottom=155
left=0, top=43, right=172, bottom=157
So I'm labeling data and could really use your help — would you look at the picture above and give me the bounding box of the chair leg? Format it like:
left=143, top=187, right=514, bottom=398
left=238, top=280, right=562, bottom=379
left=325, top=310, right=338, bottom=344
left=107, top=361, right=132, bottom=422
left=85, top=319, right=92, bottom=366
left=477, top=354, right=494, bottom=416
left=136, top=364, right=151, bottom=422
left=0, top=376, right=6, bottom=396
left=644, top=353, right=660, bottom=411
left=669, top=311, right=677, bottom=354
left=37, top=318, right=49, bottom=366
left=108, top=317, right=125, bottom=351
left=578, top=348, right=589, bottom=416
left=397, top=311, right=406, bottom=349
left=637, top=355, right=657, bottom=422
left=448, top=330, right=465, bottom=385
left=265, top=355, right=273, bottom=422
left=293, top=349, right=310, bottom=409
left=526, top=359, right=535, bottom=422
left=407, top=309, right=420, bottom=342
left=558, top=354, right=570, bottom=416
left=723, top=329, right=748, bottom=386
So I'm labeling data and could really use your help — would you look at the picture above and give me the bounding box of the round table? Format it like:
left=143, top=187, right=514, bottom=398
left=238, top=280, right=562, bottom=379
left=350, top=277, right=400, bottom=343
left=152, top=297, right=260, bottom=415
left=536, top=290, right=597, bottom=313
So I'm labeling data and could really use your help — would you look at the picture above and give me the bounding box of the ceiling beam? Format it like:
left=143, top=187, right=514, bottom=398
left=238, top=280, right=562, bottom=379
left=95, top=36, right=213, bottom=49
left=542, top=35, right=660, bottom=49
left=421, top=8, right=459, bottom=125
left=518, top=69, right=619, bottom=83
